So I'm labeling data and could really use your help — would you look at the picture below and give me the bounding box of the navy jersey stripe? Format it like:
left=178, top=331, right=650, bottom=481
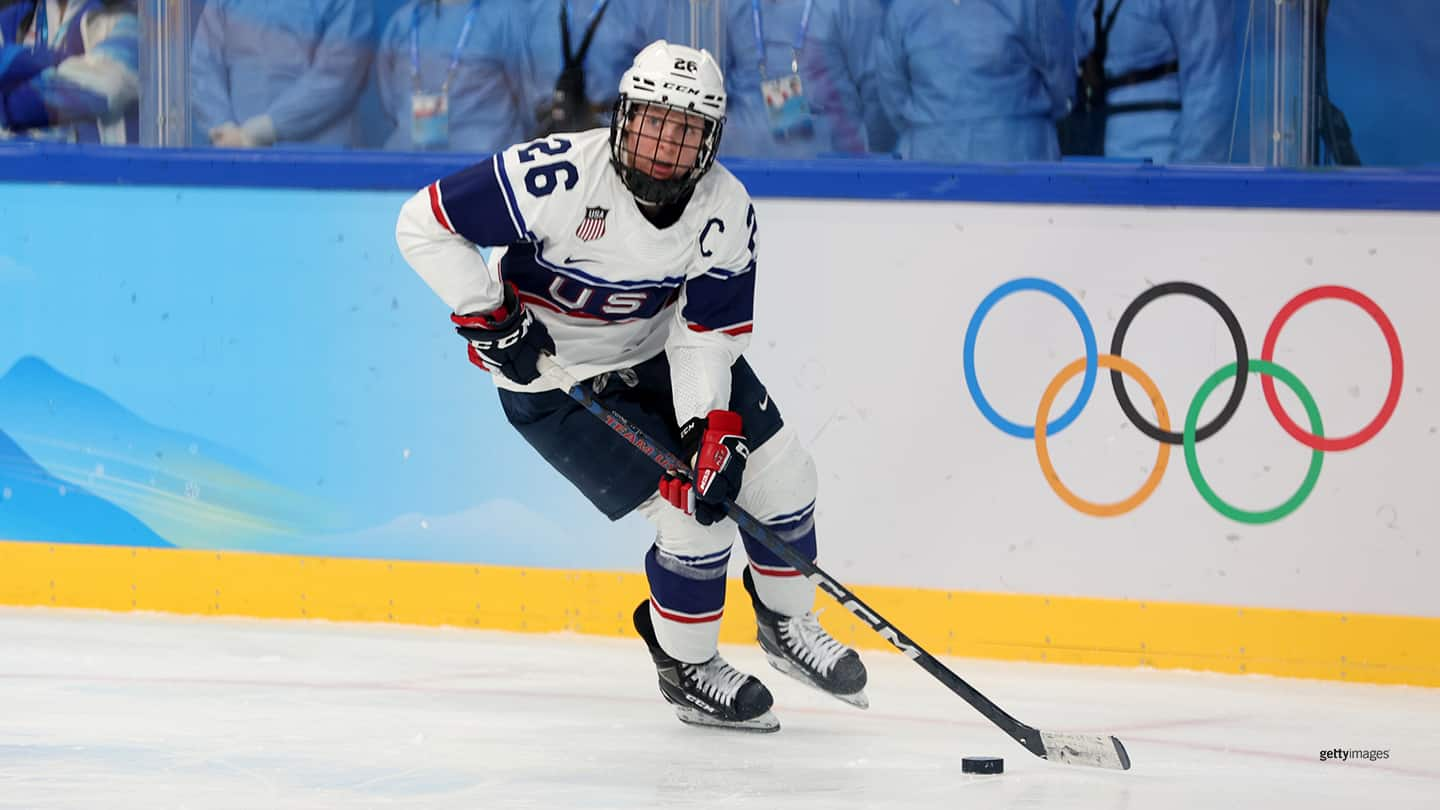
left=701, top=260, right=756, bottom=280
left=501, top=243, right=683, bottom=322
left=531, top=246, right=687, bottom=289
left=493, top=156, right=530, bottom=239
left=682, top=271, right=756, bottom=332
left=434, top=155, right=527, bottom=246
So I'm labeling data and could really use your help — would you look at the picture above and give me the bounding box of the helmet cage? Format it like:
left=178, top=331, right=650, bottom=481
left=609, top=95, right=725, bottom=206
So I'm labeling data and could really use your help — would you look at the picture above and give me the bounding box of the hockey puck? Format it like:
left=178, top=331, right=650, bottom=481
left=961, top=756, right=1004, bottom=775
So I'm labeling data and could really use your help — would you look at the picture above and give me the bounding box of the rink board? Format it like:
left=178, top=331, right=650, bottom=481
left=1, top=185, right=1435, bottom=614
left=2, top=152, right=1438, bottom=690
left=2, top=539, right=1436, bottom=688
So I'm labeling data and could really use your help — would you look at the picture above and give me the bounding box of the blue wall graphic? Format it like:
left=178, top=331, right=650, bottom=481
left=0, top=183, right=649, bottom=569
left=0, top=355, right=334, bottom=551
left=0, top=424, right=170, bottom=547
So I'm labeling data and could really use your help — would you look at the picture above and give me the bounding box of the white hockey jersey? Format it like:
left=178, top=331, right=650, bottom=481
left=396, top=128, right=758, bottom=423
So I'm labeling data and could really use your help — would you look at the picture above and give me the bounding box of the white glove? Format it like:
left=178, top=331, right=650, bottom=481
left=210, top=115, right=277, bottom=148
left=209, top=122, right=255, bottom=148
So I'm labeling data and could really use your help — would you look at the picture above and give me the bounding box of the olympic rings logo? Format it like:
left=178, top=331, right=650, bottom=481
left=963, top=279, right=1404, bottom=524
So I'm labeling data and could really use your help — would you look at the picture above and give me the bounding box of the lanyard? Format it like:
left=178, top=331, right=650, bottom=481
left=562, top=0, right=612, bottom=62
left=410, top=0, right=482, bottom=95
left=750, top=0, right=814, bottom=80
left=566, top=0, right=610, bottom=36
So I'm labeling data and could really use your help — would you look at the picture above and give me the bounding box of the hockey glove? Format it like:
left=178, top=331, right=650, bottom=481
left=658, top=410, right=748, bottom=526
left=452, top=282, right=555, bottom=385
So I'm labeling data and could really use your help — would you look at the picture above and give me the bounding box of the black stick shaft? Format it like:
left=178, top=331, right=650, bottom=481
left=557, top=375, right=1049, bottom=759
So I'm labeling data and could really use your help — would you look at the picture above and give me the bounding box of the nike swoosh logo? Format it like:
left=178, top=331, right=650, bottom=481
left=759, top=393, right=769, bottom=410
left=564, top=256, right=598, bottom=264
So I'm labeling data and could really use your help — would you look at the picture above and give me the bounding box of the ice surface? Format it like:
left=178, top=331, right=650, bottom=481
left=1, top=608, right=1436, bottom=809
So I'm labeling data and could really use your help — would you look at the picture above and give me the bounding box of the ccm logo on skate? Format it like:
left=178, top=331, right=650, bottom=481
left=963, top=279, right=1403, bottom=524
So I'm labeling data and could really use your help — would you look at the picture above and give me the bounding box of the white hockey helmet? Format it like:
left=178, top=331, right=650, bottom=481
left=609, top=40, right=727, bottom=205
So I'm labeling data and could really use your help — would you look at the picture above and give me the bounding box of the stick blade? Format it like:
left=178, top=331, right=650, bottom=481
left=1039, top=731, right=1132, bottom=770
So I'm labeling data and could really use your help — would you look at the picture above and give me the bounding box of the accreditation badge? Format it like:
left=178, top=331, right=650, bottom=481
left=760, top=74, right=815, bottom=141
left=411, top=92, right=450, bottom=149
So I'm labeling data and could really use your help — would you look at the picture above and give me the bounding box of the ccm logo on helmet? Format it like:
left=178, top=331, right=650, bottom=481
left=662, top=81, right=701, bottom=95
left=673, top=58, right=698, bottom=72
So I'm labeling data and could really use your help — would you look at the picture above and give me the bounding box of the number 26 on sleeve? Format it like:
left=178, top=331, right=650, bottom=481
left=518, top=137, right=578, bottom=197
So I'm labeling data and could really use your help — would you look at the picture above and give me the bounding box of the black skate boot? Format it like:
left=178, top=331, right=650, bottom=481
left=632, top=601, right=780, bottom=733
left=742, top=566, right=869, bottom=709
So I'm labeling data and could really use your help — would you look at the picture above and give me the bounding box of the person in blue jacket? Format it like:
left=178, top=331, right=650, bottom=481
left=1066, top=0, right=1238, bottom=163
left=519, top=0, right=667, bottom=137
left=871, top=0, right=1071, bottom=163
left=191, top=0, right=374, bottom=149
left=0, top=0, right=139, bottom=144
left=719, top=0, right=886, bottom=159
left=377, top=0, right=532, bottom=152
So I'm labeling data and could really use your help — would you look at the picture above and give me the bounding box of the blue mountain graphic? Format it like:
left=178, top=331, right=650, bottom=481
left=0, top=356, right=267, bottom=478
left=0, top=356, right=341, bottom=551
left=0, top=427, right=171, bottom=547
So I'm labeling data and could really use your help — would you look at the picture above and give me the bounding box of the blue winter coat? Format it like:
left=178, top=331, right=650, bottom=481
left=1074, top=0, right=1238, bottom=163
left=191, top=0, right=374, bottom=148
left=377, top=0, right=529, bottom=153
left=518, top=0, right=667, bottom=130
left=719, top=0, right=886, bottom=159
left=873, top=0, right=1070, bottom=163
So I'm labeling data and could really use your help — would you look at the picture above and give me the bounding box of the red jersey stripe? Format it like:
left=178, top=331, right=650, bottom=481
left=428, top=183, right=455, bottom=233
left=686, top=321, right=754, bottom=336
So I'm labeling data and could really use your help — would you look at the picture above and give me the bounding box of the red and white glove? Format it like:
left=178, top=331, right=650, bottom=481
left=659, top=410, right=749, bottom=526
left=452, top=282, right=555, bottom=385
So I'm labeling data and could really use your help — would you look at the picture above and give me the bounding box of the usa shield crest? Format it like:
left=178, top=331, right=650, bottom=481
left=575, top=206, right=608, bottom=241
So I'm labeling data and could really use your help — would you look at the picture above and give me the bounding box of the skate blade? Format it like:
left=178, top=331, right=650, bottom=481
left=763, top=652, right=870, bottom=710
left=673, top=705, right=781, bottom=733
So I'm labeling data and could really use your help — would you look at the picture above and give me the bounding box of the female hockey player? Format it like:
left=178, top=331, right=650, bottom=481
left=396, top=40, right=866, bottom=732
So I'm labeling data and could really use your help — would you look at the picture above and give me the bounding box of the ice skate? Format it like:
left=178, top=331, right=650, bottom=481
left=743, top=567, right=869, bottom=709
left=632, top=601, right=780, bottom=733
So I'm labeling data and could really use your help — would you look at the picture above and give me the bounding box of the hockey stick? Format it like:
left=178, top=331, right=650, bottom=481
left=537, top=356, right=1131, bottom=770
